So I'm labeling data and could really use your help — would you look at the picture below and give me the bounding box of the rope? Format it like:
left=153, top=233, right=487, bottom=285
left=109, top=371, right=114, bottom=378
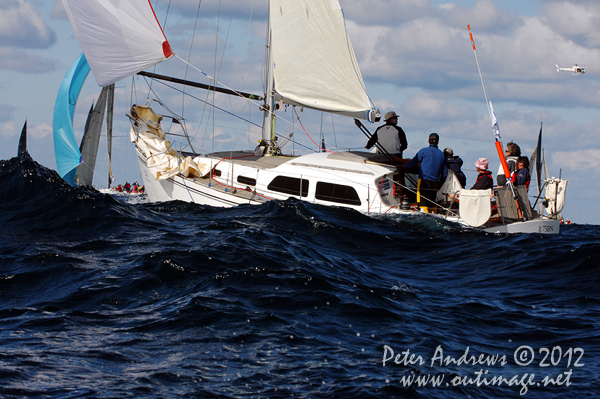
left=293, top=108, right=335, bottom=153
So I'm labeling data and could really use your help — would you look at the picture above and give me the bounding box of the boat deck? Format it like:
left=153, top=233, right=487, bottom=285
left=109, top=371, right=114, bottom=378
left=185, top=150, right=402, bottom=170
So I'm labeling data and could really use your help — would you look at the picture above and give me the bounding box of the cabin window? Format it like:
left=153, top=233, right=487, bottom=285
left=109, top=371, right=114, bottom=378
left=212, top=169, right=222, bottom=177
left=237, top=175, right=256, bottom=186
left=267, top=176, right=308, bottom=197
left=315, top=182, right=361, bottom=206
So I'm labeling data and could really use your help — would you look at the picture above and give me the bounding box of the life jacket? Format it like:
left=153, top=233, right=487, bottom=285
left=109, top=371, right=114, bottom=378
left=510, top=168, right=530, bottom=190
left=376, top=125, right=402, bottom=155
left=475, top=171, right=493, bottom=186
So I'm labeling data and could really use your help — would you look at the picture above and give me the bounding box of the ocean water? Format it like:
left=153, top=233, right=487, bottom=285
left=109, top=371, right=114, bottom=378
left=1, top=153, right=599, bottom=398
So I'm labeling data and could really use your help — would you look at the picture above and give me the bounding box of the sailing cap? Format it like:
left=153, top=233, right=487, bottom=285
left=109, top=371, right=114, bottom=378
left=474, top=158, right=489, bottom=170
left=384, top=111, right=399, bottom=121
left=428, top=133, right=439, bottom=144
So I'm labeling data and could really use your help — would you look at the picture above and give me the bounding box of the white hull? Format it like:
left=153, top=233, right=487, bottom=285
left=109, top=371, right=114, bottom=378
left=135, top=147, right=561, bottom=234
left=481, top=218, right=560, bottom=234
left=135, top=147, right=402, bottom=212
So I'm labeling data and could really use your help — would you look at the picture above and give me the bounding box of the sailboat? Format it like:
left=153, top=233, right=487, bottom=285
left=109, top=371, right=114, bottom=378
left=53, top=53, right=116, bottom=189
left=59, top=0, right=566, bottom=234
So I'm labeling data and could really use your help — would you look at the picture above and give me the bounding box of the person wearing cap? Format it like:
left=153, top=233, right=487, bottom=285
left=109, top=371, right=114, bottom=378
left=443, top=147, right=467, bottom=188
left=365, top=111, right=408, bottom=157
left=401, top=133, right=447, bottom=211
left=471, top=158, right=494, bottom=190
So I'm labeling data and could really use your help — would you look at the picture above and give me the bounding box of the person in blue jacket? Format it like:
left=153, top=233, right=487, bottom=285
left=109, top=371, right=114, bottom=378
left=402, top=133, right=447, bottom=212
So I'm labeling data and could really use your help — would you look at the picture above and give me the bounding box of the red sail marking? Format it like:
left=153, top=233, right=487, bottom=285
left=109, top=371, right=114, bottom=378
left=147, top=0, right=174, bottom=59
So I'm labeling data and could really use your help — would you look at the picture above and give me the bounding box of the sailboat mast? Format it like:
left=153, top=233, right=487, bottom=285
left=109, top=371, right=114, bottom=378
left=106, top=84, right=115, bottom=188
left=261, top=2, right=275, bottom=156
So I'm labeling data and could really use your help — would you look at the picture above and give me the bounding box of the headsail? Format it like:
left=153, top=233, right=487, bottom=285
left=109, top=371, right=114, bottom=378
left=53, top=53, right=90, bottom=185
left=62, top=0, right=174, bottom=87
left=76, top=86, right=110, bottom=186
left=269, top=0, right=378, bottom=121
left=106, top=84, right=115, bottom=188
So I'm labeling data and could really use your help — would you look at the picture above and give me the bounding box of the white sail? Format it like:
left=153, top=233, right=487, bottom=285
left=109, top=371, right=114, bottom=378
left=62, top=0, right=174, bottom=87
left=76, top=86, right=109, bottom=186
left=269, top=0, right=377, bottom=121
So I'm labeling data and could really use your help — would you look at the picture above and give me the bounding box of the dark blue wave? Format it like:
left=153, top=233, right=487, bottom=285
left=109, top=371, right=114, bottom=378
left=1, top=153, right=599, bottom=398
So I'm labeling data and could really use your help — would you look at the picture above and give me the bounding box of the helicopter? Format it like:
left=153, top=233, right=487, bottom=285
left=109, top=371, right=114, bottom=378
left=556, top=64, right=586, bottom=74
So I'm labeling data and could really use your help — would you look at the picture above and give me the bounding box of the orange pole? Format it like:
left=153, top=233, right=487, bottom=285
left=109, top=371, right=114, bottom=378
left=495, top=141, right=511, bottom=177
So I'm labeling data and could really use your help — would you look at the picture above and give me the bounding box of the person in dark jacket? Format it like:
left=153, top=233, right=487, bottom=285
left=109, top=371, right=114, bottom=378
left=443, top=147, right=466, bottom=187
left=402, top=133, right=447, bottom=212
left=497, top=141, right=520, bottom=186
left=365, top=111, right=408, bottom=157
left=513, top=156, right=531, bottom=190
left=471, top=158, right=493, bottom=190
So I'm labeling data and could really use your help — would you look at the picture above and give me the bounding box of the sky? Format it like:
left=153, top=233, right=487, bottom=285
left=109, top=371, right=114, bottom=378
left=1, top=0, right=599, bottom=224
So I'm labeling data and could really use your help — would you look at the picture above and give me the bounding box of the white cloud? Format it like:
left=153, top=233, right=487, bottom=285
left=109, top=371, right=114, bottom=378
left=553, top=148, right=600, bottom=170
left=51, top=0, right=66, bottom=19
left=542, top=1, right=600, bottom=47
left=0, top=120, right=16, bottom=137
left=0, top=0, right=56, bottom=48
left=28, top=122, right=53, bottom=139
left=401, top=93, right=476, bottom=122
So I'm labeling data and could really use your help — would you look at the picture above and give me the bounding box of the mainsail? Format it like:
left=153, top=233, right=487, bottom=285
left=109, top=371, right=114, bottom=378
left=53, top=53, right=90, bottom=185
left=62, top=0, right=174, bottom=87
left=269, top=0, right=377, bottom=121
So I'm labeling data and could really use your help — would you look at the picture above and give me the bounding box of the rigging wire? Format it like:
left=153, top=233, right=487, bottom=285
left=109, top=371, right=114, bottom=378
left=293, top=108, right=334, bottom=153
left=182, top=0, right=203, bottom=123
left=141, top=2, right=377, bottom=157
left=143, top=77, right=315, bottom=151
left=146, top=0, right=172, bottom=99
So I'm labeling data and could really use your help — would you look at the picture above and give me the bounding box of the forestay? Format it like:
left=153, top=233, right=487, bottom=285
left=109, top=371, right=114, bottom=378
left=269, top=0, right=377, bottom=121
left=62, top=0, right=174, bottom=87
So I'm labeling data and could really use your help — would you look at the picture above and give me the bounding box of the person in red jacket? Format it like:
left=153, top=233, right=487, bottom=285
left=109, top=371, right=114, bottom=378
left=471, top=158, right=493, bottom=190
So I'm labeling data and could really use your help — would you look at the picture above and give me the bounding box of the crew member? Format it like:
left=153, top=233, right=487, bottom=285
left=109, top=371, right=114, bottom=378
left=497, top=141, right=520, bottom=186
left=402, top=133, right=447, bottom=212
left=513, top=156, right=531, bottom=190
left=365, top=111, right=408, bottom=157
left=444, top=147, right=467, bottom=187
left=471, top=158, right=494, bottom=190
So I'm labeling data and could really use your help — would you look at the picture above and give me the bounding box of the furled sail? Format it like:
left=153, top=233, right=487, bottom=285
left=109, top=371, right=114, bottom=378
left=53, top=53, right=90, bottom=185
left=269, top=0, right=378, bottom=121
left=76, top=86, right=110, bottom=186
left=62, top=0, right=174, bottom=87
